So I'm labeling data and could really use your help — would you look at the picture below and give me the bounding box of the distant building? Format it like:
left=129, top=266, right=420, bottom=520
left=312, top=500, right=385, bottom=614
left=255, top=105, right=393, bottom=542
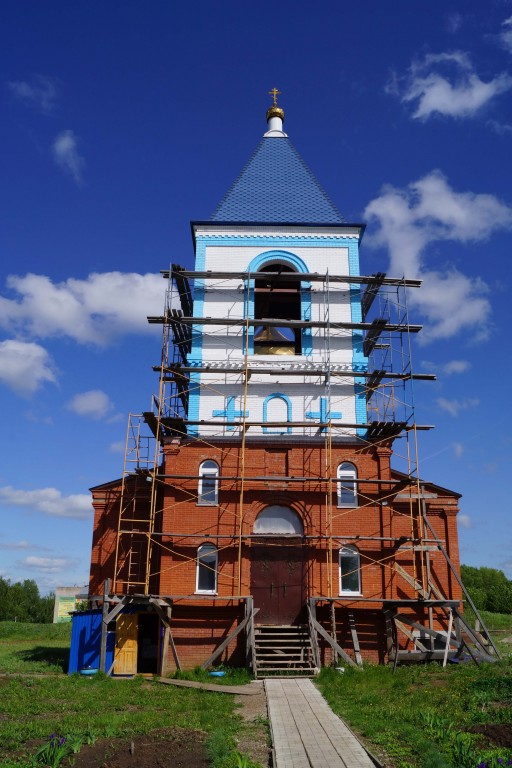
left=53, top=586, right=87, bottom=623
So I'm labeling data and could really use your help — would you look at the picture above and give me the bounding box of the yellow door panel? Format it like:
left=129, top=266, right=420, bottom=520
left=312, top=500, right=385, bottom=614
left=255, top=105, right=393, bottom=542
left=114, top=614, right=138, bottom=674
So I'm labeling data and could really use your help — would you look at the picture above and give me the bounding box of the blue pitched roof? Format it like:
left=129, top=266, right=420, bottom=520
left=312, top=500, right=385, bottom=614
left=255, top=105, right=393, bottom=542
left=210, top=137, right=344, bottom=223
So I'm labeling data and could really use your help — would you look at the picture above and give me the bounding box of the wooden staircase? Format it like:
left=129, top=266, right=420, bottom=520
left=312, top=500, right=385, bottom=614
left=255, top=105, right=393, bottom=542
left=253, top=625, right=318, bottom=678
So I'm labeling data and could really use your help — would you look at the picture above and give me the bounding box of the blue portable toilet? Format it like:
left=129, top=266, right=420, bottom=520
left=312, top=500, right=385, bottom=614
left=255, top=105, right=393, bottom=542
left=68, top=609, right=115, bottom=674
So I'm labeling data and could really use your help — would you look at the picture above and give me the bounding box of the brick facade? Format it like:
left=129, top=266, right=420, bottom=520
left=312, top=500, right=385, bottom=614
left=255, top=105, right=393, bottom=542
left=89, top=436, right=462, bottom=668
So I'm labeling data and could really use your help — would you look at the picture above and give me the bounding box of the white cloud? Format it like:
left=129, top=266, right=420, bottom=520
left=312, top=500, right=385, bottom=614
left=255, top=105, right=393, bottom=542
left=364, top=171, right=512, bottom=342
left=499, top=16, right=512, bottom=53
left=0, top=271, right=167, bottom=345
left=7, top=75, right=58, bottom=113
left=53, top=130, right=85, bottom=185
left=458, top=514, right=472, bottom=529
left=442, top=360, right=470, bottom=375
left=0, top=538, right=50, bottom=552
left=421, top=359, right=471, bottom=375
left=389, top=51, right=512, bottom=119
left=66, top=390, right=114, bottom=420
left=436, top=397, right=479, bottom=417
left=0, top=485, right=92, bottom=519
left=0, top=339, right=56, bottom=395
left=446, top=13, right=463, bottom=34
left=452, top=442, right=464, bottom=459
left=487, top=118, right=512, bottom=135
left=25, top=410, right=54, bottom=425
left=109, top=440, right=125, bottom=453
left=0, top=540, right=31, bottom=550
left=20, top=556, right=74, bottom=574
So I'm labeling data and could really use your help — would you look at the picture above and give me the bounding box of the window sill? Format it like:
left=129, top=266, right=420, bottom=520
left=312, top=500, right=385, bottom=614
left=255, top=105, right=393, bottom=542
left=195, top=591, right=218, bottom=596
left=339, top=592, right=363, bottom=597
left=197, top=502, right=219, bottom=507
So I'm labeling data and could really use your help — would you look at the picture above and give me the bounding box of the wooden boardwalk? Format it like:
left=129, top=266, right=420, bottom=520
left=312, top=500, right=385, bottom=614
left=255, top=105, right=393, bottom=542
left=265, top=678, right=375, bottom=768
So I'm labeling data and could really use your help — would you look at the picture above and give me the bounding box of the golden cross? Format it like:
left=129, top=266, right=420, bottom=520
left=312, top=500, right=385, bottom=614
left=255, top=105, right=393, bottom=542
left=268, top=87, right=281, bottom=106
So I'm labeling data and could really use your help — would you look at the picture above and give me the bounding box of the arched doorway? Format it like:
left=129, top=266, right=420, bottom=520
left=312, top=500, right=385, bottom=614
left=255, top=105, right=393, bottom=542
left=250, top=505, right=305, bottom=625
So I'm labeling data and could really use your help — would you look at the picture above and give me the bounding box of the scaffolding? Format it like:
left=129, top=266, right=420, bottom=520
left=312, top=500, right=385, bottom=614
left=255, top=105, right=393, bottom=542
left=107, top=263, right=498, bottom=668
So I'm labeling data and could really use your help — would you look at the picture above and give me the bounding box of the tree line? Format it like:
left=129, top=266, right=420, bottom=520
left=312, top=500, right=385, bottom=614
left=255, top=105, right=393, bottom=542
left=0, top=578, right=54, bottom=623
left=0, top=567, right=510, bottom=624
left=461, top=564, right=512, bottom=615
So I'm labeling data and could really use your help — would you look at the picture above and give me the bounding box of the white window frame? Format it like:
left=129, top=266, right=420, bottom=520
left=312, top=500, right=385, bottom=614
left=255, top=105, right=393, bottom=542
left=337, top=462, right=358, bottom=508
left=339, top=545, right=362, bottom=596
left=195, top=543, right=218, bottom=594
left=198, top=460, right=219, bottom=506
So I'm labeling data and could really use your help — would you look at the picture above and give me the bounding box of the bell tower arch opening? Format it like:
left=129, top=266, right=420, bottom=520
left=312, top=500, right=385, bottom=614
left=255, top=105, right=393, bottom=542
left=254, top=264, right=302, bottom=355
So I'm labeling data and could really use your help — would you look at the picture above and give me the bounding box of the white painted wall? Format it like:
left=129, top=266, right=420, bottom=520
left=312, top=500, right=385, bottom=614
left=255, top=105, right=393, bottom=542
left=189, top=226, right=365, bottom=437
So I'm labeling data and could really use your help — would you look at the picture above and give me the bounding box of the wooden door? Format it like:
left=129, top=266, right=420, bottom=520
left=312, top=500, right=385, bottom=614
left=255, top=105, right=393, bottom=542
left=114, top=614, right=138, bottom=674
left=251, top=542, right=304, bottom=625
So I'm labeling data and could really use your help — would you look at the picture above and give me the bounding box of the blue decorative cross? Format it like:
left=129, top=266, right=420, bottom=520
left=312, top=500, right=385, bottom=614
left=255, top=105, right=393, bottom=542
left=213, top=396, right=249, bottom=431
left=305, top=397, right=342, bottom=433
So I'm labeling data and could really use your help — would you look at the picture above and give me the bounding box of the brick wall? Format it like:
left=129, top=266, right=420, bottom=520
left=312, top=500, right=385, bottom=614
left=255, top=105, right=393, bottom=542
left=88, top=437, right=462, bottom=668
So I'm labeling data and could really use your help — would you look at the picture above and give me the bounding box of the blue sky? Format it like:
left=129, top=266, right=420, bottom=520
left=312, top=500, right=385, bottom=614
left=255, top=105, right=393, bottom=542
left=1, top=1, right=512, bottom=593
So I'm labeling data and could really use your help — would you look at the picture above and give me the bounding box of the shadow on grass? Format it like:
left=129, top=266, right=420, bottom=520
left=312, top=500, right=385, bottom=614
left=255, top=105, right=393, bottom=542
left=16, top=646, right=69, bottom=672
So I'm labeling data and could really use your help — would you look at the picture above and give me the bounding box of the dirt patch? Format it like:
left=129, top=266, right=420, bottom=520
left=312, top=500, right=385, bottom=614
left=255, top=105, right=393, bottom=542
left=469, top=723, right=512, bottom=748
left=64, top=728, right=209, bottom=768
left=234, top=684, right=270, bottom=766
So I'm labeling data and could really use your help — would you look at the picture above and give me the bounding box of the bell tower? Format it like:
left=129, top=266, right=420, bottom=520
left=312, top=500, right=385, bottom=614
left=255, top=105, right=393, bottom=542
left=182, top=94, right=368, bottom=440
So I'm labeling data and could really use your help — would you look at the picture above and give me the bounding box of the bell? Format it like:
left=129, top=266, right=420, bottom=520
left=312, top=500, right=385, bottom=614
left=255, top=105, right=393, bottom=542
left=254, top=325, right=295, bottom=355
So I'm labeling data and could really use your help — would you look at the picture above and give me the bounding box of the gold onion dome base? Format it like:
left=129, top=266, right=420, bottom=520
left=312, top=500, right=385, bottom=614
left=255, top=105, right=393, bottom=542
left=266, top=105, right=285, bottom=122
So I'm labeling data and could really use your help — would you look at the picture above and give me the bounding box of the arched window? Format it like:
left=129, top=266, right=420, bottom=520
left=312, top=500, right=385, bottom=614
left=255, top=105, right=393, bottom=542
left=198, top=460, right=219, bottom=505
left=339, top=545, right=361, bottom=595
left=253, top=505, right=304, bottom=535
left=337, top=462, right=358, bottom=507
left=254, top=264, right=302, bottom=355
left=196, top=544, right=218, bottom=593
left=263, top=393, right=292, bottom=434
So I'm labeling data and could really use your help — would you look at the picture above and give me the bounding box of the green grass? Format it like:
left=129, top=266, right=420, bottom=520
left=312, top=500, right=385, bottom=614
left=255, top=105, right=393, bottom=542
left=473, top=610, right=512, bottom=632
left=0, top=673, right=248, bottom=765
left=0, top=622, right=72, bottom=674
left=0, top=622, right=72, bottom=641
left=172, top=665, right=253, bottom=686
left=317, top=659, right=512, bottom=768
left=461, top=610, right=512, bottom=656
left=0, top=623, right=264, bottom=768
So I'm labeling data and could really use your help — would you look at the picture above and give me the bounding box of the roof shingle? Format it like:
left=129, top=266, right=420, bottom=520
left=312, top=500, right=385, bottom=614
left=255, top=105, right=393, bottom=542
left=210, top=137, right=344, bottom=223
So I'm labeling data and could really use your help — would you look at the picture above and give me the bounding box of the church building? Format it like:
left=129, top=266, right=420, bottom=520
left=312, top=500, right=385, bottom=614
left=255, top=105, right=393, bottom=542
left=84, top=94, right=493, bottom=677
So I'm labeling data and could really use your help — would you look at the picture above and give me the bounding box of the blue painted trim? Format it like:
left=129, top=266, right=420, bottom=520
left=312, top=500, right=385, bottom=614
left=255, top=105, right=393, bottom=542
left=187, top=237, right=207, bottom=436
left=346, top=240, right=368, bottom=436
left=193, top=233, right=361, bottom=247
left=212, top=395, right=249, bottom=432
left=187, top=370, right=200, bottom=436
left=245, top=249, right=312, bottom=356
left=301, top=286, right=312, bottom=355
left=305, top=396, right=342, bottom=434
left=189, top=240, right=206, bottom=364
left=244, top=279, right=255, bottom=355
left=247, top=249, right=310, bottom=276
left=263, top=393, right=292, bottom=434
